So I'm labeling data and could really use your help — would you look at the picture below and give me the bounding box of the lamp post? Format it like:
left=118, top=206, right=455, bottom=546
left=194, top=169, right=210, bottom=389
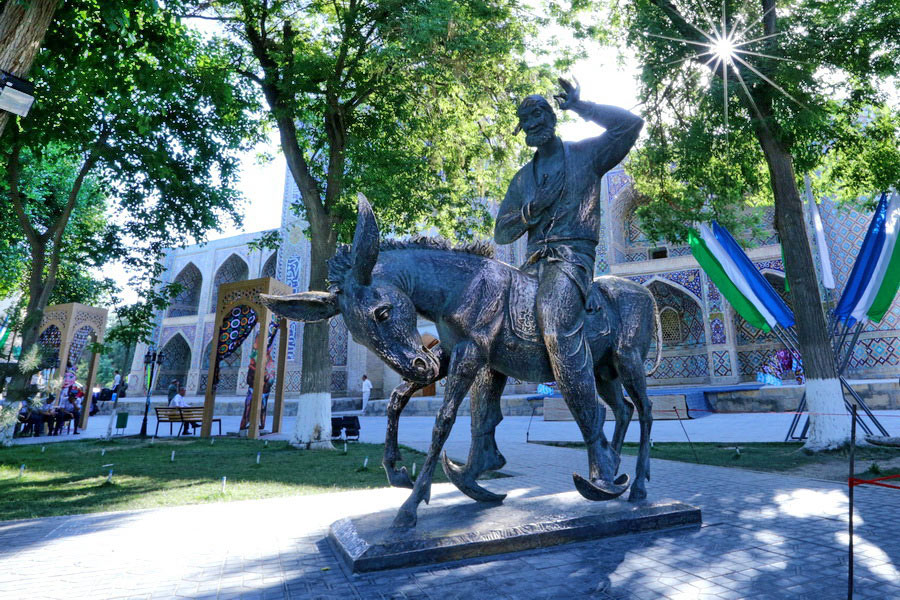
left=139, top=347, right=165, bottom=437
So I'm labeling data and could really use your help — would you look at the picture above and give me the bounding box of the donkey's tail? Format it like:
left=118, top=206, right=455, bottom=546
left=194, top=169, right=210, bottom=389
left=646, top=295, right=662, bottom=377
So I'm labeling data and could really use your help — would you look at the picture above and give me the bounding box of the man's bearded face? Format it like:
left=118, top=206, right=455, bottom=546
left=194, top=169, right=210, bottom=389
left=518, top=102, right=556, bottom=147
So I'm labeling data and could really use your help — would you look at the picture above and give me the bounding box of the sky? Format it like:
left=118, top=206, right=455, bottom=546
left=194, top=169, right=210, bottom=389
left=104, top=38, right=641, bottom=307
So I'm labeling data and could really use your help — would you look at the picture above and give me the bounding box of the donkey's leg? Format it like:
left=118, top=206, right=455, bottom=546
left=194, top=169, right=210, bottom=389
left=595, top=375, right=633, bottom=457
left=392, top=342, right=482, bottom=529
left=383, top=380, right=424, bottom=489
left=618, top=350, right=653, bottom=502
left=536, top=268, right=627, bottom=501
left=442, top=366, right=507, bottom=502
left=383, top=348, right=449, bottom=489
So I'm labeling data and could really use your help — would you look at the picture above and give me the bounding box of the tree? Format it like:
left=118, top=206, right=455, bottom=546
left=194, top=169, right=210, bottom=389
left=0, top=0, right=61, bottom=138
left=0, top=0, right=260, bottom=404
left=188, top=0, right=562, bottom=446
left=617, top=0, right=900, bottom=449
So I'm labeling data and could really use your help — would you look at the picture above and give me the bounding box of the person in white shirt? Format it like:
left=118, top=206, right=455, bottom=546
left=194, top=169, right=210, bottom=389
left=112, top=370, right=122, bottom=395
left=170, top=387, right=188, bottom=407
left=361, top=375, right=373, bottom=413
left=170, top=387, right=198, bottom=435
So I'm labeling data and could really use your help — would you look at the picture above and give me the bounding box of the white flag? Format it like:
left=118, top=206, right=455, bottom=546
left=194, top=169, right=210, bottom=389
left=805, top=177, right=836, bottom=289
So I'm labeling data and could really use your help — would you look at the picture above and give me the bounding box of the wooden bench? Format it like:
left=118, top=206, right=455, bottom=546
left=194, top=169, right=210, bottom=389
left=331, top=416, right=361, bottom=440
left=155, top=406, right=221, bottom=437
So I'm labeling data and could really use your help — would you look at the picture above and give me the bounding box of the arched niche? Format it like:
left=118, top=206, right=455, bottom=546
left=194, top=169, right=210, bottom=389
left=167, top=262, right=203, bottom=318
left=154, top=334, right=192, bottom=393
left=647, top=279, right=706, bottom=348
left=261, top=252, right=277, bottom=279
left=209, top=254, right=249, bottom=313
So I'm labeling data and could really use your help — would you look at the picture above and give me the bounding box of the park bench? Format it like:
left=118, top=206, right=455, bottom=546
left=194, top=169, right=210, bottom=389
left=155, top=406, right=221, bottom=437
left=331, top=416, right=361, bottom=440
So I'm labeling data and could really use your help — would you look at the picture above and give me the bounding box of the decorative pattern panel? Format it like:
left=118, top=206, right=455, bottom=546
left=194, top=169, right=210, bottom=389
left=38, top=325, right=61, bottom=367
left=68, top=326, right=93, bottom=365
left=647, top=354, right=709, bottom=380
left=848, top=337, right=900, bottom=369
left=647, top=281, right=705, bottom=347
left=329, top=316, right=348, bottom=367
left=331, top=370, right=348, bottom=393
left=284, top=254, right=302, bottom=360
left=709, top=316, right=726, bottom=344
left=712, top=350, right=732, bottom=377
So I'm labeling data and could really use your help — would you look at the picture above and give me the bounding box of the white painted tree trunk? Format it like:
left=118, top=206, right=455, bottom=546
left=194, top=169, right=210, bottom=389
left=291, top=392, right=334, bottom=449
left=804, top=378, right=852, bottom=450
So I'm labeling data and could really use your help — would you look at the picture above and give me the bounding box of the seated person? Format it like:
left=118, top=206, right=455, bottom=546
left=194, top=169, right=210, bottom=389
left=27, top=394, right=58, bottom=437
left=170, top=387, right=198, bottom=434
left=53, top=388, right=82, bottom=435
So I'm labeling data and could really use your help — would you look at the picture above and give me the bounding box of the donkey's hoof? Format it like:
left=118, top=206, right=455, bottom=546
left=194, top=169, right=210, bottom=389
left=628, top=486, right=648, bottom=503
left=384, top=465, right=415, bottom=489
left=441, top=452, right=506, bottom=503
left=573, top=472, right=630, bottom=501
left=391, top=507, right=418, bottom=529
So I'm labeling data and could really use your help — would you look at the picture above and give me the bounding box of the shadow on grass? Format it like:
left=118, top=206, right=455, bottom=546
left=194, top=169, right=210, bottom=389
left=0, top=438, right=453, bottom=522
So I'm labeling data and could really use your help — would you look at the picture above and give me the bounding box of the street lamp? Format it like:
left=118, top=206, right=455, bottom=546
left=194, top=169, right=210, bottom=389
left=139, top=347, right=166, bottom=437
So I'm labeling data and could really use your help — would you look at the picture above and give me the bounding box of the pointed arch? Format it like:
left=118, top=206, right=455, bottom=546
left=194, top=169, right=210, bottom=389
left=209, top=253, right=249, bottom=312
left=167, top=262, right=203, bottom=317
left=154, top=333, right=192, bottom=394
left=261, top=251, right=278, bottom=279
left=646, top=279, right=706, bottom=347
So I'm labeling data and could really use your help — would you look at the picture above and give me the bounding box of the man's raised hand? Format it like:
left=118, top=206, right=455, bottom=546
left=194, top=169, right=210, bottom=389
left=554, top=77, right=580, bottom=110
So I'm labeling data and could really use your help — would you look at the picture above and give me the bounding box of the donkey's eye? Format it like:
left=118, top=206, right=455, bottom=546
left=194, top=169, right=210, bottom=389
left=374, top=305, right=391, bottom=322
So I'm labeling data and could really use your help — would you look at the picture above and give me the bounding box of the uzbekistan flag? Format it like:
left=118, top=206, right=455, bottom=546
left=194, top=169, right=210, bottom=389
left=846, top=192, right=900, bottom=324
left=712, top=221, right=795, bottom=328
left=689, top=225, right=772, bottom=332
left=834, top=193, right=896, bottom=325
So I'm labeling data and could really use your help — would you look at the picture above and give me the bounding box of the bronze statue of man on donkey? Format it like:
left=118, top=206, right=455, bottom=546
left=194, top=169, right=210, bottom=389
left=263, top=79, right=658, bottom=528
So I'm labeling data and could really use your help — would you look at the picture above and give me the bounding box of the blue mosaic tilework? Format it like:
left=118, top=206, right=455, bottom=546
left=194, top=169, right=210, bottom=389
left=626, top=251, right=647, bottom=263
left=849, top=337, right=900, bottom=369
left=329, top=316, right=348, bottom=367
left=284, top=255, right=302, bottom=361
left=607, top=169, right=631, bottom=199
left=331, top=370, right=347, bottom=393
left=754, top=258, right=784, bottom=274
left=648, top=280, right=706, bottom=347
left=710, top=316, right=726, bottom=344
left=670, top=246, right=692, bottom=257
left=648, top=354, right=709, bottom=380
left=712, top=350, right=732, bottom=377
left=628, top=270, right=702, bottom=301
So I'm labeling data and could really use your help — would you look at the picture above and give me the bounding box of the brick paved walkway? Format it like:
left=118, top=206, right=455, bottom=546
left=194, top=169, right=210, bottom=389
left=2, top=417, right=899, bottom=599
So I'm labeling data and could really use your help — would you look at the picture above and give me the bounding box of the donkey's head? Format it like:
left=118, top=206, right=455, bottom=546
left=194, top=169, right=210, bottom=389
left=261, top=194, right=439, bottom=384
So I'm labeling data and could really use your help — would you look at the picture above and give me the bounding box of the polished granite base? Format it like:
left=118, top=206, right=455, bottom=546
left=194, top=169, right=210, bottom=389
left=328, top=492, right=701, bottom=573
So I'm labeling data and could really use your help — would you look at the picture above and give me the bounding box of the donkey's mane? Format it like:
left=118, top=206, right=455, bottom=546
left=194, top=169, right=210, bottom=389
left=328, top=236, right=495, bottom=289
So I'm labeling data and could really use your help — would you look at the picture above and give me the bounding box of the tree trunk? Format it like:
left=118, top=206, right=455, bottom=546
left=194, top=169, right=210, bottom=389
left=0, top=0, right=59, bottom=137
left=757, top=128, right=850, bottom=449
left=291, top=222, right=338, bottom=448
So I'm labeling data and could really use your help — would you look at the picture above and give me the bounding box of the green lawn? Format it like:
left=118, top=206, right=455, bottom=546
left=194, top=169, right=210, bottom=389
left=0, top=438, right=454, bottom=521
left=535, top=441, right=900, bottom=476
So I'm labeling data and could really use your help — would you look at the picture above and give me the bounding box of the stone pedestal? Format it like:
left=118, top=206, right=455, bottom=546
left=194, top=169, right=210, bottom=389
left=328, top=492, right=700, bottom=573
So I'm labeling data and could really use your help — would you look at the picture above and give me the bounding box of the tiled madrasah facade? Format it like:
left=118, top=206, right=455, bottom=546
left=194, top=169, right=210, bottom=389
left=129, top=167, right=900, bottom=399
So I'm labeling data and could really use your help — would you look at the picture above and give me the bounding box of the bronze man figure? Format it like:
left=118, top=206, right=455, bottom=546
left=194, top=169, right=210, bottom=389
left=495, top=78, right=643, bottom=487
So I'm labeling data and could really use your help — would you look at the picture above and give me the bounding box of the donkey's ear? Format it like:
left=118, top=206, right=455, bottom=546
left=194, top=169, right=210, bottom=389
left=259, top=292, right=339, bottom=323
left=351, top=192, right=379, bottom=285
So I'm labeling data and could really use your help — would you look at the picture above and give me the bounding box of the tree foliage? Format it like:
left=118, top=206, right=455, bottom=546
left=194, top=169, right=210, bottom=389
left=0, top=0, right=261, bottom=400
left=614, top=0, right=900, bottom=243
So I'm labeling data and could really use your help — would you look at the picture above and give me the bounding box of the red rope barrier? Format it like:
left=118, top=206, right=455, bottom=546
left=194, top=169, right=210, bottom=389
left=848, top=474, right=900, bottom=490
